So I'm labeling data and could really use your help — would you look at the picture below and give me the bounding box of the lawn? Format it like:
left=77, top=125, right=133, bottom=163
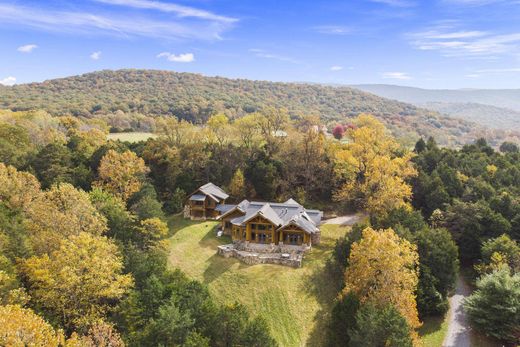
left=167, top=216, right=450, bottom=347
left=107, top=132, right=157, bottom=142
left=420, top=314, right=449, bottom=347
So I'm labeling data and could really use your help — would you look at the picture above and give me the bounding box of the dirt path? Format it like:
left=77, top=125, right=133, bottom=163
left=323, top=214, right=361, bottom=226
left=443, top=276, right=473, bottom=347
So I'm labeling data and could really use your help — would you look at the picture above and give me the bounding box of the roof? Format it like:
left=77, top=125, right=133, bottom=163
left=215, top=204, right=236, bottom=214
left=189, top=194, right=206, bottom=201
left=218, top=199, right=251, bottom=220
left=190, top=182, right=229, bottom=202
left=228, top=199, right=323, bottom=234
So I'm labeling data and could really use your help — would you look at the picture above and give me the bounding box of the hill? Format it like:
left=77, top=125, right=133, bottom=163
left=0, top=69, right=515, bottom=146
left=354, top=84, right=520, bottom=131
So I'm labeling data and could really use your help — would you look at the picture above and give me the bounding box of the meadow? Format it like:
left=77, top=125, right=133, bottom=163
left=167, top=216, right=448, bottom=347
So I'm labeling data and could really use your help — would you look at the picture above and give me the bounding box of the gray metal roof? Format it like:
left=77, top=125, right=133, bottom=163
left=198, top=182, right=229, bottom=201
left=227, top=199, right=323, bottom=234
left=189, top=194, right=206, bottom=201
left=215, top=204, right=235, bottom=214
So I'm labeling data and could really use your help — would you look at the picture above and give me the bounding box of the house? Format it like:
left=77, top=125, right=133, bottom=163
left=218, top=198, right=323, bottom=247
left=185, top=183, right=229, bottom=220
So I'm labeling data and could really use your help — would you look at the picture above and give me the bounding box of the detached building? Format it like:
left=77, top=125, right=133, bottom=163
left=185, top=183, right=229, bottom=220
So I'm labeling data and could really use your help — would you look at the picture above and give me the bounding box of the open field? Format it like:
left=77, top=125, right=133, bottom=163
left=107, top=132, right=156, bottom=142
left=167, top=216, right=449, bottom=347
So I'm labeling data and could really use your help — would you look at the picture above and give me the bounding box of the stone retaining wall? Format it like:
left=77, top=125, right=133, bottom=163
left=217, top=244, right=303, bottom=268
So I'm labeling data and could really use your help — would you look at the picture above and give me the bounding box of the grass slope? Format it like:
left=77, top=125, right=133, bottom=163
left=167, top=216, right=448, bottom=347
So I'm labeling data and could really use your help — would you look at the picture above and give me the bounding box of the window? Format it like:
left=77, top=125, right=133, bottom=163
left=286, top=233, right=302, bottom=245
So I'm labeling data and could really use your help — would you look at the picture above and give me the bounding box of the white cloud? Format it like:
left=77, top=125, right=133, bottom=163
left=0, top=76, right=16, bottom=86
left=17, top=44, right=37, bottom=53
left=90, top=51, right=102, bottom=60
left=409, top=23, right=520, bottom=59
left=382, top=72, right=412, bottom=80
left=313, top=25, right=352, bottom=35
left=330, top=66, right=344, bottom=71
left=93, top=0, right=237, bottom=23
left=157, top=52, right=194, bottom=62
left=248, top=48, right=301, bottom=64
left=0, top=3, right=236, bottom=41
left=477, top=67, right=520, bottom=73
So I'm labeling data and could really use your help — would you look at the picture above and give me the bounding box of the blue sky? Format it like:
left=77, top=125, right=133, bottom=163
left=0, top=0, right=519, bottom=89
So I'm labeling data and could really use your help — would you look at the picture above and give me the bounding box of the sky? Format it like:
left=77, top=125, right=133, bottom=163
left=0, top=0, right=519, bottom=89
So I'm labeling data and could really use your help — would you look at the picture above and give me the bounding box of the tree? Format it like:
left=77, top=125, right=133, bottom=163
left=478, top=234, right=520, bottom=273
left=328, top=291, right=360, bottom=346
left=0, top=163, right=41, bottom=211
left=25, top=183, right=108, bottom=255
left=95, top=149, right=149, bottom=201
left=464, top=268, right=520, bottom=344
left=31, top=143, right=75, bottom=189
left=343, top=227, right=421, bottom=333
left=67, top=321, right=124, bottom=347
left=137, top=218, right=169, bottom=248
left=207, top=113, right=230, bottom=147
left=22, top=232, right=133, bottom=332
left=332, top=124, right=345, bottom=140
left=349, top=303, right=413, bottom=347
left=415, top=228, right=459, bottom=317
left=0, top=305, right=62, bottom=347
left=229, top=168, right=246, bottom=200
left=334, top=114, right=417, bottom=217
left=500, top=141, right=519, bottom=153
left=89, top=188, right=135, bottom=242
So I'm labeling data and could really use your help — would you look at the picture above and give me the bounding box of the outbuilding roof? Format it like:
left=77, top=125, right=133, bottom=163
left=198, top=182, right=229, bottom=201
left=189, top=194, right=207, bottom=201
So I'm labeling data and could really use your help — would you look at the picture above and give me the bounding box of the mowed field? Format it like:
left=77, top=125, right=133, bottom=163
left=167, top=216, right=448, bottom=347
left=107, top=132, right=157, bottom=142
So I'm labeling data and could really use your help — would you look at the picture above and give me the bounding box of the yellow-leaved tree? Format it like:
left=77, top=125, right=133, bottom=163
left=0, top=162, right=41, bottom=212
left=0, top=304, right=63, bottom=346
left=25, top=183, right=107, bottom=255
left=95, top=149, right=149, bottom=201
left=344, top=227, right=421, bottom=342
left=229, top=168, right=246, bottom=200
left=21, top=232, right=133, bottom=332
left=333, top=114, right=416, bottom=217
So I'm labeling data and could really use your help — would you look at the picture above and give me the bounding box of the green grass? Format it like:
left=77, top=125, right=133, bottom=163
left=167, top=216, right=452, bottom=347
left=107, top=132, right=156, bottom=142
left=168, top=216, right=346, bottom=347
left=419, top=314, right=449, bottom=347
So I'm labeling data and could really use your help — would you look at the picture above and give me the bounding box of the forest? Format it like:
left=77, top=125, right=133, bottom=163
left=0, top=107, right=519, bottom=346
left=1, top=69, right=519, bottom=147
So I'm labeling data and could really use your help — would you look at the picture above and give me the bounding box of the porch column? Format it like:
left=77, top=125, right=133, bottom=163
left=246, top=224, right=251, bottom=241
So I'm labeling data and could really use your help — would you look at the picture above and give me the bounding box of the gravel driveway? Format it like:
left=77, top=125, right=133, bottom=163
left=323, top=214, right=361, bottom=226
left=443, top=276, right=472, bottom=347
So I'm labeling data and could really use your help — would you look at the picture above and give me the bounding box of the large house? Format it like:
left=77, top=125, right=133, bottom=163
left=218, top=198, right=323, bottom=247
left=185, top=183, right=229, bottom=220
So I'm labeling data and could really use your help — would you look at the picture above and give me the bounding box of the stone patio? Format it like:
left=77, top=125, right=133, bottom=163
left=217, top=242, right=306, bottom=268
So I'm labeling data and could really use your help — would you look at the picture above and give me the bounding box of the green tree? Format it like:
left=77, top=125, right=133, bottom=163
left=349, top=303, right=413, bottom=347
left=415, top=228, right=459, bottom=317
left=464, top=268, right=520, bottom=344
left=328, top=291, right=360, bottom=347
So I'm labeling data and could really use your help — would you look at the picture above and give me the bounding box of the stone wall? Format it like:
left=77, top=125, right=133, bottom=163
left=217, top=244, right=304, bottom=268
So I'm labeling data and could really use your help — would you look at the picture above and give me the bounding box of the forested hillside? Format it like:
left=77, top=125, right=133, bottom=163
left=354, top=84, right=520, bottom=132
left=0, top=69, right=514, bottom=146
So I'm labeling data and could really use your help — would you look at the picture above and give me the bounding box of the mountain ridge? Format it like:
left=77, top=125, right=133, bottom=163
left=0, top=69, right=516, bottom=146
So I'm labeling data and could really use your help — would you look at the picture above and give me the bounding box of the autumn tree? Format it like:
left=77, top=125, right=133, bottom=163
left=0, top=305, right=62, bottom=347
left=0, top=162, right=41, bottom=212
left=229, top=169, right=246, bottom=200
left=233, top=114, right=260, bottom=150
left=22, top=232, right=133, bottom=332
left=334, top=114, right=417, bottom=217
left=207, top=113, right=230, bottom=147
left=95, top=149, right=149, bottom=201
left=25, top=183, right=107, bottom=255
left=343, top=227, right=421, bottom=340
left=332, top=124, right=345, bottom=140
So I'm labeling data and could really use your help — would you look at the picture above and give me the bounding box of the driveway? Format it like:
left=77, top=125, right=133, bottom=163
left=323, top=214, right=361, bottom=226
left=443, top=276, right=473, bottom=347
